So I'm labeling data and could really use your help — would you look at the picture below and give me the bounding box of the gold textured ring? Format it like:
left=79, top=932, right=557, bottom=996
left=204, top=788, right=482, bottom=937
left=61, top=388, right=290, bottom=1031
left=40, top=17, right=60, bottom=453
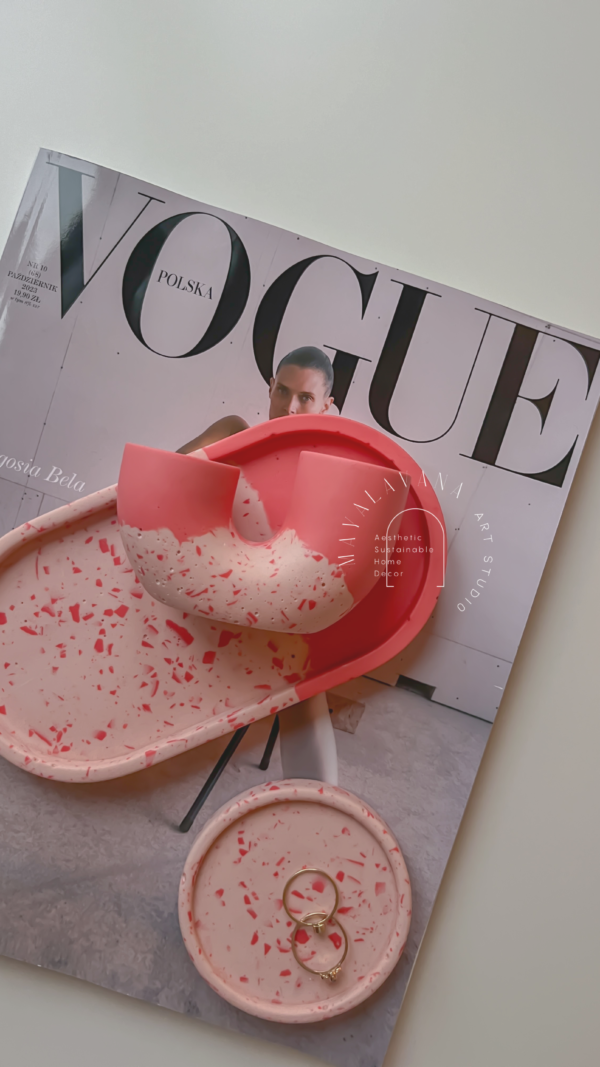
left=291, top=911, right=349, bottom=982
left=282, top=868, right=339, bottom=932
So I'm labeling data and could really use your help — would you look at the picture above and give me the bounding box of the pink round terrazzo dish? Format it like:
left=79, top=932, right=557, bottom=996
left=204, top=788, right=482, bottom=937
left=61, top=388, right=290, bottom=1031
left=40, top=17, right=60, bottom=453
left=178, top=779, right=411, bottom=1023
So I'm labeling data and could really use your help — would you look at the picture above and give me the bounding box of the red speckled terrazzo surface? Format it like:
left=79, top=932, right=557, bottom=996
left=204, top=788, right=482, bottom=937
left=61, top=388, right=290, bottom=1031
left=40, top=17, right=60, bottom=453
left=179, top=780, right=411, bottom=1022
left=0, top=488, right=301, bottom=782
left=0, top=416, right=444, bottom=783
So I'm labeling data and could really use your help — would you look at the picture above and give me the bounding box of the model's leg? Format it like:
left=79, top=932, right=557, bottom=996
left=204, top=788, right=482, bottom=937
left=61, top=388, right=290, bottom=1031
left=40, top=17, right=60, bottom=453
left=278, top=692, right=338, bottom=785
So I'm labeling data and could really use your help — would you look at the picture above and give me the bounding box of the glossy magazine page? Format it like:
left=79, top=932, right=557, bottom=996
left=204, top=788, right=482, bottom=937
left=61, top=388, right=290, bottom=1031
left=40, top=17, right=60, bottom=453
left=0, top=150, right=598, bottom=1067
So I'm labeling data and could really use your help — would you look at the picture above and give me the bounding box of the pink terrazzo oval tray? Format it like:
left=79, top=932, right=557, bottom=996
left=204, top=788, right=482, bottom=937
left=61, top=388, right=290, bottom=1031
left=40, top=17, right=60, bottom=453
left=178, top=779, right=412, bottom=1023
left=0, top=416, right=445, bottom=782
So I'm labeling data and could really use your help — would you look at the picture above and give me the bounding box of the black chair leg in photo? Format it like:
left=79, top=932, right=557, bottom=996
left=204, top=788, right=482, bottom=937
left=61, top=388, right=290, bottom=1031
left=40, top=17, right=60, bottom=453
left=178, top=724, right=250, bottom=833
left=259, top=715, right=280, bottom=771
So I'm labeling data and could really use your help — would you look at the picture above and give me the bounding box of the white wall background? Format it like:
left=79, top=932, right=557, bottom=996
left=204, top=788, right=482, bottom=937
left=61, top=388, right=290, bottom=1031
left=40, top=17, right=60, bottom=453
left=1, top=2, right=599, bottom=1064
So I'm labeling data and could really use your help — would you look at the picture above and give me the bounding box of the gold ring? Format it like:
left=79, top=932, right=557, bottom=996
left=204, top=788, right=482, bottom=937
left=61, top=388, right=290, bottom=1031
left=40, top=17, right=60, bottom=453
left=282, top=868, right=339, bottom=932
left=291, top=911, right=349, bottom=982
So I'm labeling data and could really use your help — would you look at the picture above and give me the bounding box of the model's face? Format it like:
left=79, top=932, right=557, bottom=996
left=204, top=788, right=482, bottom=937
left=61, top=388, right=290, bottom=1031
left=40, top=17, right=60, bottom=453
left=268, top=364, right=334, bottom=419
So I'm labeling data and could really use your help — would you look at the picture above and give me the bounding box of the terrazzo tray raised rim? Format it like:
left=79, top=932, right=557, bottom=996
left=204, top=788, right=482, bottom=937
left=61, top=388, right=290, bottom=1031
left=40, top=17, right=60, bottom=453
left=178, top=778, right=412, bottom=1022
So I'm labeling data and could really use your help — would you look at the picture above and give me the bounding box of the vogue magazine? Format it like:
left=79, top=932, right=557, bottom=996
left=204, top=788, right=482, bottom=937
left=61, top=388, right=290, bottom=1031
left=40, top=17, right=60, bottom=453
left=0, top=150, right=598, bottom=1067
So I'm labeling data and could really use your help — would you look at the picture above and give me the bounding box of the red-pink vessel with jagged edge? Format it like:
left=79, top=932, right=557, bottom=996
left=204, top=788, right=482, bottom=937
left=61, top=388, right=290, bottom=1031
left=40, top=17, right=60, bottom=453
left=118, top=447, right=409, bottom=633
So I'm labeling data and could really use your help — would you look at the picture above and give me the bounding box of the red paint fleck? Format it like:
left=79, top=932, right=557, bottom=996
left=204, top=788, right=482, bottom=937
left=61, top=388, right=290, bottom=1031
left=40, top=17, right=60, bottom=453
left=375, top=882, right=386, bottom=896
left=239, top=976, right=248, bottom=983
left=267, top=640, right=278, bottom=652
left=68, top=604, right=80, bottom=622
left=99, top=538, right=109, bottom=553
left=94, top=639, right=104, bottom=653
left=329, top=932, right=342, bottom=950
left=165, top=619, right=194, bottom=645
left=337, top=906, right=353, bottom=915
left=32, top=730, right=52, bottom=746
left=114, top=604, right=129, bottom=618
left=0, top=614, right=6, bottom=625
left=219, top=569, right=233, bottom=579
left=202, top=651, right=216, bottom=665
left=0, top=706, right=6, bottom=715
left=312, top=879, right=325, bottom=893
left=195, top=545, right=202, bottom=556
left=336, top=871, right=345, bottom=882
left=142, top=703, right=151, bottom=712
left=283, top=673, right=301, bottom=684
left=294, top=928, right=310, bottom=945
left=247, top=908, right=257, bottom=919
left=218, top=630, right=239, bottom=648
left=341, top=827, right=350, bottom=835
left=215, top=889, right=224, bottom=898
left=280, top=969, right=291, bottom=977
left=308, top=600, right=316, bottom=610
left=93, top=730, right=107, bottom=740
left=20, top=626, right=38, bottom=636
left=264, top=943, right=271, bottom=955
left=251, top=932, right=259, bottom=945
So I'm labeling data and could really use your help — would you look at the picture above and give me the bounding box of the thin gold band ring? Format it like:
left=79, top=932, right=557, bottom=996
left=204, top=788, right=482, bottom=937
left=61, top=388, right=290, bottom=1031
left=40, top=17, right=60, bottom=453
left=291, top=911, right=349, bottom=982
left=282, top=867, right=340, bottom=932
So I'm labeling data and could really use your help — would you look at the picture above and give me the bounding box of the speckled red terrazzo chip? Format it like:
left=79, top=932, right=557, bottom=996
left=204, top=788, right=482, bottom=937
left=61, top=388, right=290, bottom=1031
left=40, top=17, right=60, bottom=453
left=178, top=779, right=411, bottom=1023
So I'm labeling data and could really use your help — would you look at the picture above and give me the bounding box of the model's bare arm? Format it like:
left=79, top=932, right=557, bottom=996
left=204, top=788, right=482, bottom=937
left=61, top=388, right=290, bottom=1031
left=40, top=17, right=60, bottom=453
left=176, top=415, right=249, bottom=454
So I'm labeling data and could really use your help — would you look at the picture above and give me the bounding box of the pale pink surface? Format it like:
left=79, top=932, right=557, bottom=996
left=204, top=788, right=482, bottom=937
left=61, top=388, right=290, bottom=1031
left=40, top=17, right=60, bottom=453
left=179, top=780, right=412, bottom=1023
left=0, top=488, right=303, bottom=782
left=120, top=522, right=354, bottom=634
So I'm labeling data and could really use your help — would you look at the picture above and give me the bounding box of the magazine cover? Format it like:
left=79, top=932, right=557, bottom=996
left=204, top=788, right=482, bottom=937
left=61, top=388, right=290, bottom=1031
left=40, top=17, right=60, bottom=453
left=0, top=149, right=598, bottom=1067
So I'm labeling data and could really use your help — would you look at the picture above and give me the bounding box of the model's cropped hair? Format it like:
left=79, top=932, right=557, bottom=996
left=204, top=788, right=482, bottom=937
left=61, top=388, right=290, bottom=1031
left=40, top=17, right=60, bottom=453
left=276, top=346, right=334, bottom=395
